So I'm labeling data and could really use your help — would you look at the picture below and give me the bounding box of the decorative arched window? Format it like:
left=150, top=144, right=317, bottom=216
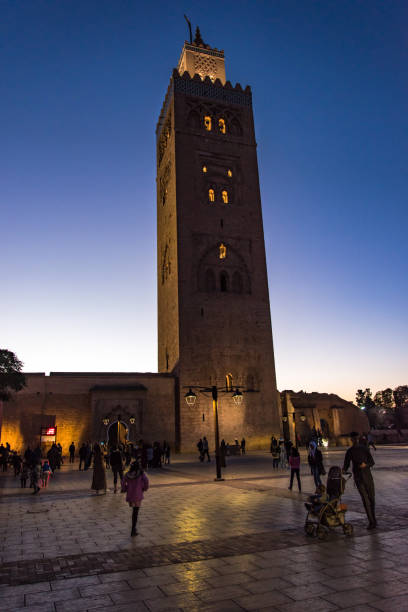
left=204, top=116, right=212, bottom=131
left=222, top=190, right=229, bottom=204
left=218, top=118, right=226, bottom=134
left=205, top=268, right=216, bottom=292
left=219, top=243, right=227, bottom=259
left=208, top=188, right=215, bottom=202
left=220, top=271, right=229, bottom=292
left=202, top=166, right=207, bottom=173
left=232, top=271, right=243, bottom=294
left=227, top=169, right=232, bottom=177
left=226, top=373, right=233, bottom=391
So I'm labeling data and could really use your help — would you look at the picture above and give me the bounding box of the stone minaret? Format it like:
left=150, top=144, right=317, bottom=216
left=157, top=31, right=280, bottom=451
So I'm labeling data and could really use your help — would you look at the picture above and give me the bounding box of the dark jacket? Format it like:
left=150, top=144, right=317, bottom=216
left=343, top=444, right=374, bottom=476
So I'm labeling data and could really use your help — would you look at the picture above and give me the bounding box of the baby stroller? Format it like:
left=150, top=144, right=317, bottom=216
left=304, top=467, right=353, bottom=540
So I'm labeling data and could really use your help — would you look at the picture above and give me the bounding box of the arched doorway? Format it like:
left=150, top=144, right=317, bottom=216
left=107, top=421, right=128, bottom=447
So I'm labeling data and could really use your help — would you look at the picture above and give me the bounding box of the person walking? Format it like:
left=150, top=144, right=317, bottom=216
left=31, top=460, right=42, bottom=494
left=69, top=442, right=75, bottom=463
left=91, top=444, right=107, bottom=494
left=241, top=438, right=246, bottom=455
left=197, top=438, right=204, bottom=462
left=279, top=439, right=287, bottom=468
left=78, top=443, right=87, bottom=470
left=121, top=459, right=149, bottom=537
left=41, top=460, right=52, bottom=487
left=164, top=442, right=171, bottom=465
left=288, top=446, right=301, bottom=491
left=84, top=442, right=92, bottom=471
left=109, top=445, right=124, bottom=493
left=202, top=437, right=210, bottom=462
left=271, top=444, right=280, bottom=469
left=343, top=432, right=377, bottom=529
left=308, top=440, right=325, bottom=488
left=20, top=462, right=29, bottom=488
left=284, top=438, right=293, bottom=463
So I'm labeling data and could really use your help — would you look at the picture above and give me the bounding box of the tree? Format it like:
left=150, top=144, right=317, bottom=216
left=355, top=388, right=377, bottom=428
left=0, top=349, right=26, bottom=401
left=393, top=385, right=408, bottom=429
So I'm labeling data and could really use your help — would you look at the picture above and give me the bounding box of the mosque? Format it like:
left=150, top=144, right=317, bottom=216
left=0, top=30, right=367, bottom=453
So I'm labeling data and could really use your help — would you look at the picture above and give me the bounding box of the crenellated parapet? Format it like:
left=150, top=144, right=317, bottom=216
left=156, top=68, right=252, bottom=143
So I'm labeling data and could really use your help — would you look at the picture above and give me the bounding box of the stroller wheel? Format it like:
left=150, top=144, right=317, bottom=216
left=343, top=523, right=354, bottom=536
left=304, top=522, right=315, bottom=537
left=317, top=525, right=328, bottom=540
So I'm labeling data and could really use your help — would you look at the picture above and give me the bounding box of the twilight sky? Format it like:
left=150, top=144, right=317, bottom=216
left=1, top=0, right=407, bottom=402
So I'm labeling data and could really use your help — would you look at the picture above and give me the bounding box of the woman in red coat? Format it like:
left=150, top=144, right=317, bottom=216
left=122, top=459, right=149, bottom=536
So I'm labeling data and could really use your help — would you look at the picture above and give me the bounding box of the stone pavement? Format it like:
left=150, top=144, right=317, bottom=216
left=0, top=447, right=407, bottom=611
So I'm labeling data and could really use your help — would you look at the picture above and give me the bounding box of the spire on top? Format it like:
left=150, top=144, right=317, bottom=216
left=194, top=26, right=205, bottom=46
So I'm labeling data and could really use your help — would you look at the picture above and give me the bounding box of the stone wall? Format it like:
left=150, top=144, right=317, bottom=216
left=0, top=372, right=176, bottom=454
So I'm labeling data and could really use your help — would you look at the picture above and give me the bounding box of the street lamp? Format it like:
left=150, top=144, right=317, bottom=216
left=282, top=416, right=288, bottom=423
left=300, top=413, right=306, bottom=422
left=184, top=384, right=245, bottom=481
left=102, top=417, right=109, bottom=426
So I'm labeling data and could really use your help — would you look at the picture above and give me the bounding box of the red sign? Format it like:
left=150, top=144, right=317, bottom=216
left=41, top=427, right=57, bottom=436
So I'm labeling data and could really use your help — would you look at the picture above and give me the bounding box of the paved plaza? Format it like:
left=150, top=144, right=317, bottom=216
left=0, top=447, right=408, bottom=611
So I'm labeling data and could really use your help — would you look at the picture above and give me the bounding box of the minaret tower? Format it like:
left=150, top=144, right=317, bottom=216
left=157, top=29, right=280, bottom=450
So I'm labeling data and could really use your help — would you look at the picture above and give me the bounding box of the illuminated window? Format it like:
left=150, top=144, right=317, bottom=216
left=202, top=166, right=207, bottom=173
left=208, top=189, right=215, bottom=202
left=220, top=271, right=229, bottom=291
left=226, top=374, right=233, bottom=391
left=204, top=116, right=212, bottom=131
left=222, top=190, right=229, bottom=204
left=227, top=169, right=232, bottom=177
left=219, top=118, right=226, bottom=134
left=219, top=243, right=226, bottom=259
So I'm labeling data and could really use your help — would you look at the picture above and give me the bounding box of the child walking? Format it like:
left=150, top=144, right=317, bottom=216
left=288, top=446, right=301, bottom=491
left=121, top=459, right=149, bottom=537
left=42, top=460, right=52, bottom=487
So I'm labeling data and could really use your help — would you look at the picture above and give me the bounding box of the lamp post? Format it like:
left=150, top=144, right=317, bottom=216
left=184, top=385, right=243, bottom=481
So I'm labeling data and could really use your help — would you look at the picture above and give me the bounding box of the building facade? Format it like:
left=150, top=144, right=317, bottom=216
left=157, top=33, right=280, bottom=450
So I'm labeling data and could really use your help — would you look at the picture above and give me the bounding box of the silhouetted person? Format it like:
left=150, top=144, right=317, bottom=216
left=343, top=432, right=376, bottom=529
left=69, top=442, right=75, bottom=463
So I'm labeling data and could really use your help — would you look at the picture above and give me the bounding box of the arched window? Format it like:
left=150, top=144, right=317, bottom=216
left=227, top=169, right=232, bottom=177
left=232, top=271, right=243, bottom=294
left=208, top=189, right=215, bottom=202
left=219, top=243, right=227, bottom=259
left=222, top=190, right=229, bottom=204
left=202, top=165, right=207, bottom=173
left=218, top=118, right=226, bottom=134
left=220, top=271, right=229, bottom=292
left=205, top=268, right=216, bottom=292
left=226, top=373, right=233, bottom=391
left=204, top=116, right=212, bottom=131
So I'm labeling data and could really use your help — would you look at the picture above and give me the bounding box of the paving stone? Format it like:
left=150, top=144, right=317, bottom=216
left=0, top=581, right=50, bottom=597
left=25, top=586, right=80, bottom=606
left=370, top=595, right=408, bottom=611
left=51, top=575, right=101, bottom=590
left=365, top=579, right=408, bottom=598
left=79, top=580, right=130, bottom=597
left=245, top=577, right=293, bottom=594
left=55, top=594, right=113, bottom=611
left=144, top=593, right=201, bottom=610
left=322, top=587, right=383, bottom=608
left=100, top=570, right=146, bottom=583
left=204, top=571, right=253, bottom=588
left=233, top=589, right=294, bottom=610
left=111, top=586, right=164, bottom=604
left=196, top=584, right=251, bottom=603
left=276, top=596, right=339, bottom=612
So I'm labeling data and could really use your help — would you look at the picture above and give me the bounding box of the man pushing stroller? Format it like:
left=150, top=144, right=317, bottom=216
left=343, top=431, right=377, bottom=530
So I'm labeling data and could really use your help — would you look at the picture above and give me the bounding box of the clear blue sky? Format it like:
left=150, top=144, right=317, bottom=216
left=1, top=0, right=407, bottom=401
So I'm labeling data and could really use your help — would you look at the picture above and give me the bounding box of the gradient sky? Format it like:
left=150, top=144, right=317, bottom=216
left=1, top=0, right=407, bottom=402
